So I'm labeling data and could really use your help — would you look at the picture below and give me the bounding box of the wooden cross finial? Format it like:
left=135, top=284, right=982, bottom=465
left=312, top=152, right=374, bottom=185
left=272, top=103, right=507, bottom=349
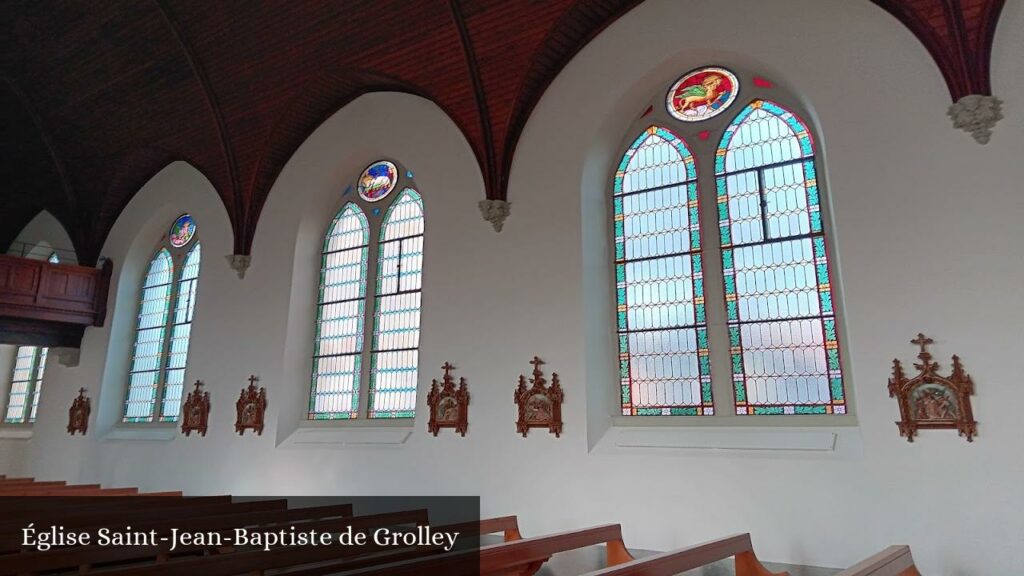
left=248, top=375, right=259, bottom=387
left=530, top=356, right=544, bottom=374
left=78, top=387, right=87, bottom=396
left=441, top=362, right=455, bottom=377
left=911, top=333, right=933, bottom=350
left=911, top=333, right=934, bottom=359
left=193, top=380, right=204, bottom=391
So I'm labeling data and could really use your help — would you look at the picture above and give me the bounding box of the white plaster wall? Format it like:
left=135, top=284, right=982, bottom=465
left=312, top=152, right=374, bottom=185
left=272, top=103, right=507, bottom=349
left=2, top=0, right=1022, bottom=572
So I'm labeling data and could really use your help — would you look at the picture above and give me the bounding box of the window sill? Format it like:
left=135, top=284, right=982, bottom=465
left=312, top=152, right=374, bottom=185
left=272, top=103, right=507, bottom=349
left=102, top=424, right=178, bottom=442
left=0, top=427, right=33, bottom=440
left=591, top=421, right=862, bottom=459
left=278, top=423, right=414, bottom=448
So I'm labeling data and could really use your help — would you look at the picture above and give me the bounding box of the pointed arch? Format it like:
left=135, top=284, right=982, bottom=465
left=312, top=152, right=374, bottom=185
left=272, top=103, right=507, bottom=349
left=715, top=99, right=845, bottom=415
left=161, top=242, right=202, bottom=420
left=614, top=126, right=712, bottom=416
left=3, top=253, right=61, bottom=423
left=124, top=248, right=175, bottom=422
left=368, top=188, right=424, bottom=418
left=309, top=203, right=370, bottom=419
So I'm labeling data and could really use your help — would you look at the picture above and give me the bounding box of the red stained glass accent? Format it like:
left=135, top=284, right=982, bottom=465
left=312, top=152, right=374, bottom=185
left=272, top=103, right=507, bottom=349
left=640, top=105, right=653, bottom=118
left=698, top=130, right=711, bottom=141
left=753, top=77, right=773, bottom=88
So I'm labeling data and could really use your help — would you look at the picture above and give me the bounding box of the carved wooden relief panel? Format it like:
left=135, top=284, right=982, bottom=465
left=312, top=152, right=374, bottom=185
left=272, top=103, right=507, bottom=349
left=235, top=375, right=267, bottom=436
left=181, top=380, right=211, bottom=437
left=427, top=362, right=469, bottom=437
left=889, top=334, right=977, bottom=442
left=67, top=387, right=90, bottom=435
left=514, top=356, right=564, bottom=438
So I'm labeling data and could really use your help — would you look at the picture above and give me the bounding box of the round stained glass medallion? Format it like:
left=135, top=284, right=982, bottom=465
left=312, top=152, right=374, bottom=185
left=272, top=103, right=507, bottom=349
left=168, top=214, right=197, bottom=248
left=666, top=67, right=739, bottom=122
left=357, top=160, right=398, bottom=202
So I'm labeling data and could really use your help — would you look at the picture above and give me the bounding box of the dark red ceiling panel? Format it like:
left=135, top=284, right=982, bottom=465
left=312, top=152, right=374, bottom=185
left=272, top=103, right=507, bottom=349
left=0, top=0, right=1007, bottom=264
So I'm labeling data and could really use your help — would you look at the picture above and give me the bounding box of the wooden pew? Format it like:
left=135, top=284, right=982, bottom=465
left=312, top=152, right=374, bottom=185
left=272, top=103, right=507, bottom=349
left=310, top=522, right=633, bottom=576
left=0, top=495, right=233, bottom=525
left=0, top=500, right=291, bottom=552
left=71, top=508, right=432, bottom=575
left=578, top=533, right=784, bottom=576
left=0, top=503, right=354, bottom=575
left=80, top=512, right=513, bottom=576
left=835, top=546, right=921, bottom=576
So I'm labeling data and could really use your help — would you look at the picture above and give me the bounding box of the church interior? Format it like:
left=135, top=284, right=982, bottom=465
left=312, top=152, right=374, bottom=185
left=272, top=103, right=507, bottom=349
left=1, top=0, right=1022, bottom=574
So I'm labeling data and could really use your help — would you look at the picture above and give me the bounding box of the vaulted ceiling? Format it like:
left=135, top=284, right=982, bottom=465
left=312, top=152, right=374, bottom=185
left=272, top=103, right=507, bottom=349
left=1, top=0, right=1006, bottom=265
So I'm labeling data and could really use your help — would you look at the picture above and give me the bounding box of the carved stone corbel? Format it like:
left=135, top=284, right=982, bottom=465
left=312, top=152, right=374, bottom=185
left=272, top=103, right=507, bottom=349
left=947, top=94, right=1002, bottom=144
left=478, top=199, right=510, bottom=232
left=226, top=254, right=252, bottom=279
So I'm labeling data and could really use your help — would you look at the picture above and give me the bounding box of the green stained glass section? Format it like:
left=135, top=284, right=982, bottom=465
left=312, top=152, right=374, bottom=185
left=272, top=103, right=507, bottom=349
left=614, top=126, right=710, bottom=415
left=309, top=203, right=369, bottom=419
left=124, top=249, right=174, bottom=423
left=368, top=189, right=425, bottom=419
left=717, top=100, right=846, bottom=416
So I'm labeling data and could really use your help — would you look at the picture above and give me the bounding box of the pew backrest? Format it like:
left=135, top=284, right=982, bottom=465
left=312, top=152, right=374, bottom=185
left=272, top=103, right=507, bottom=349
left=835, top=546, right=921, bottom=576
left=580, top=533, right=786, bottom=576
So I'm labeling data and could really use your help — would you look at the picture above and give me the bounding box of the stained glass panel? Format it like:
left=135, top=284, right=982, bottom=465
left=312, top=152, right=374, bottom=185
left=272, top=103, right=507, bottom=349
left=666, top=67, right=739, bottom=123
left=168, top=214, right=197, bottom=248
left=4, top=346, right=38, bottom=423
left=369, top=189, right=423, bottom=419
left=615, top=127, right=711, bottom=416
left=124, top=249, right=174, bottom=422
left=310, top=204, right=369, bottom=419
left=161, top=243, right=201, bottom=421
left=716, top=100, right=845, bottom=414
left=357, top=161, right=398, bottom=203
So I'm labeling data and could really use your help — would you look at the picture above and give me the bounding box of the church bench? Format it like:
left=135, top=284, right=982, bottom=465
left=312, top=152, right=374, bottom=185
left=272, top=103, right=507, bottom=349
left=0, top=503, right=354, bottom=575
left=577, top=533, right=784, bottom=576
left=264, top=516, right=524, bottom=576
left=77, top=508, right=433, bottom=576
left=0, top=481, right=68, bottom=492
left=301, top=522, right=633, bottom=576
left=834, top=546, right=921, bottom=576
left=0, top=495, right=235, bottom=525
left=0, top=500, right=292, bottom=552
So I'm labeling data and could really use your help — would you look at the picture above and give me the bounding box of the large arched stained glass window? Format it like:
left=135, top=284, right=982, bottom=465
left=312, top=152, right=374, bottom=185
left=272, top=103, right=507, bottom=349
left=368, top=189, right=424, bottom=418
left=309, top=204, right=370, bottom=419
left=716, top=100, right=845, bottom=415
left=3, top=252, right=58, bottom=424
left=308, top=162, right=425, bottom=421
left=614, top=126, right=712, bottom=416
left=124, top=215, right=202, bottom=423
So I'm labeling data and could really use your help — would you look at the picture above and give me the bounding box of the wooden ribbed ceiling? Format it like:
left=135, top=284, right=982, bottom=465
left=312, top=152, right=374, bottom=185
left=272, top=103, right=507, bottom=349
left=0, top=0, right=1005, bottom=264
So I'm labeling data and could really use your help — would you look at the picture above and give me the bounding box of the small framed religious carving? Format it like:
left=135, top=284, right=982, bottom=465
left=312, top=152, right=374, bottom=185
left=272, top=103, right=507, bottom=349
left=67, top=388, right=90, bottom=435
left=889, top=334, right=977, bottom=443
left=235, top=375, right=267, bottom=436
left=181, top=380, right=211, bottom=437
left=427, top=362, right=469, bottom=437
left=514, top=356, right=564, bottom=438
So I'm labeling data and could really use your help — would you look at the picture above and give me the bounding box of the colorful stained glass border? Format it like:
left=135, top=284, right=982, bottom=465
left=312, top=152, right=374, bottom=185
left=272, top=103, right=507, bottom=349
left=614, top=126, right=712, bottom=416
left=715, top=101, right=845, bottom=415
left=715, top=99, right=814, bottom=176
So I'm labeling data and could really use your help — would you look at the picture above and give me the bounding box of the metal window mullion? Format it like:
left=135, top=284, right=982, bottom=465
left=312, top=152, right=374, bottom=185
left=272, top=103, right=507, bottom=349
left=23, top=347, right=45, bottom=423
left=155, top=266, right=182, bottom=421
left=614, top=178, right=697, bottom=199
left=359, top=223, right=382, bottom=419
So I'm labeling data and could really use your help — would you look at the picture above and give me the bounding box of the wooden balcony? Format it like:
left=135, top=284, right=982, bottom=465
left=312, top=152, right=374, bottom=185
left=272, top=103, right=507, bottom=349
left=0, top=254, right=112, bottom=347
